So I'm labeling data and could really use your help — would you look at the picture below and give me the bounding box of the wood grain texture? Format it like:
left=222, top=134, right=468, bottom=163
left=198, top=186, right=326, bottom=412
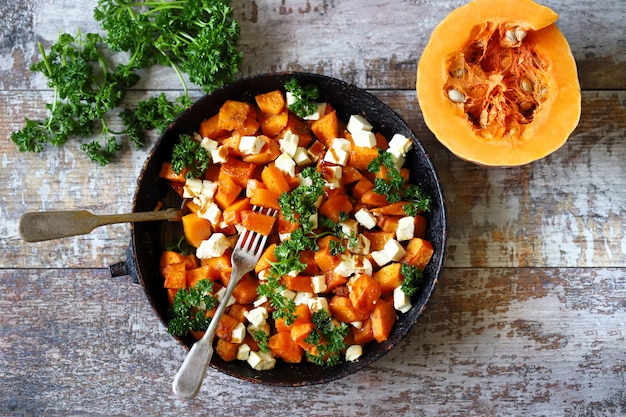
left=0, top=268, right=623, bottom=416
left=1, top=0, right=625, bottom=415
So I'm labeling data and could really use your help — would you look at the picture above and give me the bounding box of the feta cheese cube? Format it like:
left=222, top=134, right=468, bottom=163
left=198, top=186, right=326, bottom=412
left=210, top=145, right=229, bottom=164
left=323, top=147, right=349, bottom=166
left=244, top=306, right=268, bottom=328
left=388, top=133, right=413, bottom=156
left=351, top=130, right=377, bottom=148
left=354, top=208, right=377, bottom=230
left=196, top=233, right=231, bottom=259
left=253, top=295, right=268, bottom=308
left=214, top=287, right=236, bottom=307
left=257, top=269, right=269, bottom=281
left=303, top=102, right=327, bottom=120
left=247, top=351, right=276, bottom=371
left=345, top=345, right=363, bottom=362
left=339, top=219, right=359, bottom=238
left=324, top=165, right=342, bottom=189
left=307, top=296, right=330, bottom=314
left=200, top=137, right=219, bottom=152
left=237, top=343, right=251, bottom=361
left=388, top=147, right=406, bottom=169
left=279, top=131, right=299, bottom=157
left=371, top=249, right=392, bottom=267
left=280, top=288, right=296, bottom=301
left=335, top=254, right=355, bottom=277
left=294, top=291, right=313, bottom=306
left=197, top=201, right=221, bottom=225
left=383, top=238, right=406, bottom=262
left=348, top=233, right=371, bottom=255
left=347, top=114, right=373, bottom=133
left=331, top=137, right=351, bottom=152
left=286, top=91, right=296, bottom=106
left=353, top=255, right=373, bottom=276
left=231, top=322, right=246, bottom=343
left=396, top=216, right=415, bottom=241
left=393, top=286, right=412, bottom=313
left=311, top=275, right=327, bottom=294
left=201, top=180, right=218, bottom=200
left=239, top=135, right=265, bottom=155
left=293, top=146, right=312, bottom=166
left=183, top=178, right=203, bottom=198
left=274, top=153, right=296, bottom=177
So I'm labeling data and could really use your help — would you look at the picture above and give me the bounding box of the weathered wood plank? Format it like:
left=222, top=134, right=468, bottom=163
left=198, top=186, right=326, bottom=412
left=2, top=90, right=624, bottom=269
left=0, top=267, right=623, bottom=416
left=0, top=0, right=624, bottom=91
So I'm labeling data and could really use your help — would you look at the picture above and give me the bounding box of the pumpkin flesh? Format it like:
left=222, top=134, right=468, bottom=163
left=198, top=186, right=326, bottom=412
left=416, top=0, right=581, bottom=166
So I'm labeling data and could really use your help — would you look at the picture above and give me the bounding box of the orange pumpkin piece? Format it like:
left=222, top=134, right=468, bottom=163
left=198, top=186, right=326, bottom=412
left=341, top=165, right=363, bottom=185
left=325, top=271, right=349, bottom=292
left=201, top=252, right=232, bottom=281
left=352, top=318, right=375, bottom=345
left=310, top=110, right=339, bottom=148
left=373, top=263, right=403, bottom=295
left=371, top=298, right=396, bottom=342
left=234, top=107, right=261, bottom=136
left=255, top=243, right=277, bottom=273
left=242, top=136, right=281, bottom=165
left=290, top=322, right=316, bottom=350
left=319, top=195, right=353, bottom=223
left=403, top=237, right=434, bottom=271
left=314, top=236, right=342, bottom=272
left=349, top=274, right=382, bottom=314
left=414, top=215, right=428, bottom=238
left=249, top=187, right=281, bottom=210
left=218, top=100, right=251, bottom=131
left=216, top=313, right=240, bottom=341
left=215, top=173, right=243, bottom=210
left=268, top=332, right=304, bottom=363
left=158, top=162, right=188, bottom=183
left=283, top=274, right=314, bottom=293
left=216, top=338, right=240, bottom=362
left=329, top=295, right=369, bottom=323
left=223, top=197, right=251, bottom=225
left=275, top=304, right=312, bottom=333
left=220, top=158, right=256, bottom=188
left=352, top=177, right=374, bottom=199
left=360, top=191, right=389, bottom=207
left=233, top=273, right=260, bottom=305
left=162, top=262, right=187, bottom=289
left=199, top=113, right=228, bottom=139
left=181, top=212, right=213, bottom=248
left=160, top=250, right=188, bottom=269
left=255, top=90, right=286, bottom=115
left=260, top=109, right=289, bottom=137
left=362, top=231, right=394, bottom=251
left=416, top=0, right=580, bottom=166
left=227, top=303, right=250, bottom=323
left=349, top=145, right=379, bottom=170
left=371, top=202, right=410, bottom=216
left=186, top=265, right=212, bottom=289
left=261, top=165, right=291, bottom=195
left=240, top=210, right=276, bottom=236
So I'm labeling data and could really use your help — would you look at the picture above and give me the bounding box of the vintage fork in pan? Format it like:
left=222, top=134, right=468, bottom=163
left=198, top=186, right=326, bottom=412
left=172, top=205, right=277, bottom=399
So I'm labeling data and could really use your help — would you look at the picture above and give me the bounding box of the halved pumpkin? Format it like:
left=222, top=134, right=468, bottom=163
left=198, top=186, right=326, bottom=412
left=416, top=0, right=581, bottom=166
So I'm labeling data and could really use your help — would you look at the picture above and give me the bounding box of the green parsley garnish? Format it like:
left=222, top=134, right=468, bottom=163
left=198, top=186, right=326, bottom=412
left=171, top=134, right=211, bottom=178
left=400, top=264, right=423, bottom=296
left=278, top=166, right=326, bottom=233
left=167, top=279, right=218, bottom=337
left=285, top=78, right=320, bottom=119
left=253, top=330, right=270, bottom=353
left=305, top=309, right=349, bottom=366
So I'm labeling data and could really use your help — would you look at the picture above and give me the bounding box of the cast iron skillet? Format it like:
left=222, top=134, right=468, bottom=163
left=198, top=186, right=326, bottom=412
left=111, top=72, right=447, bottom=386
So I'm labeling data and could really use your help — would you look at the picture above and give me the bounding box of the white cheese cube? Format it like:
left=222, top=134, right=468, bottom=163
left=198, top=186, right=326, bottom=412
left=371, top=249, right=392, bottom=267
left=257, top=269, right=269, bottom=281
left=339, top=219, right=359, bottom=238
left=353, top=255, right=373, bottom=276
left=201, top=204, right=222, bottom=224
left=303, top=102, right=327, bottom=120
left=345, top=345, right=363, bottom=362
left=293, top=146, right=312, bottom=166
left=210, top=145, right=229, bottom=164
left=393, top=286, right=412, bottom=313
left=279, top=131, right=300, bottom=157
left=307, top=296, right=330, bottom=314
left=324, top=165, right=343, bottom=190
left=196, top=233, right=231, bottom=259
left=200, top=137, right=219, bottom=152
left=334, top=254, right=355, bottom=277
left=348, top=233, right=371, bottom=256
left=214, top=287, right=236, bottom=307
left=351, top=130, right=377, bottom=148
left=388, top=147, right=406, bottom=169
left=294, top=291, right=313, bottom=306
left=388, top=133, right=413, bottom=156
left=298, top=172, right=313, bottom=187
left=183, top=178, right=203, bottom=198
left=307, top=212, right=318, bottom=230
left=280, top=288, right=296, bottom=301
left=351, top=321, right=363, bottom=329
left=396, top=216, right=415, bottom=241
left=274, top=153, right=296, bottom=177
left=383, top=238, right=406, bottom=262
left=347, top=114, right=373, bottom=133
left=278, top=232, right=292, bottom=241
left=331, top=137, right=351, bottom=152
left=311, top=275, right=327, bottom=294
left=247, top=351, right=276, bottom=371
left=231, top=322, right=246, bottom=343
left=237, top=343, right=251, bottom=361
left=244, top=306, right=268, bottom=328
left=253, top=295, right=268, bottom=308
left=201, top=180, right=218, bottom=200
left=354, top=208, right=377, bottom=230
left=323, top=147, right=349, bottom=166
left=239, top=135, right=265, bottom=155
left=286, top=91, right=296, bottom=106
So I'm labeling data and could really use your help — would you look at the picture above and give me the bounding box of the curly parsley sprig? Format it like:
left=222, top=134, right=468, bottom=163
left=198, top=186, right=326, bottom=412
left=285, top=78, right=320, bottom=119
left=167, top=279, right=218, bottom=337
left=305, top=309, right=349, bottom=366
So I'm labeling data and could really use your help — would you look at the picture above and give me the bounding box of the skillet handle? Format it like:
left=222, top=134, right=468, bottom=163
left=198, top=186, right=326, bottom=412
left=109, top=245, right=140, bottom=284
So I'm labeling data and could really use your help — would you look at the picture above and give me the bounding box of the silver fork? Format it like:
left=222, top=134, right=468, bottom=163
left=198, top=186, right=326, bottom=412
left=172, top=205, right=277, bottom=399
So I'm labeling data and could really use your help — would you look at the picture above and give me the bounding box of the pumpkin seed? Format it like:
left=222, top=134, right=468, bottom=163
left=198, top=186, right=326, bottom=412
left=521, top=78, right=533, bottom=93
left=515, top=30, right=527, bottom=42
left=505, top=30, right=516, bottom=43
left=447, top=89, right=466, bottom=103
left=519, top=101, right=534, bottom=112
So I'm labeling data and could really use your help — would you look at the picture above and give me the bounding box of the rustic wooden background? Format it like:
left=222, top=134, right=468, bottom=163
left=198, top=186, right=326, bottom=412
left=0, top=0, right=624, bottom=416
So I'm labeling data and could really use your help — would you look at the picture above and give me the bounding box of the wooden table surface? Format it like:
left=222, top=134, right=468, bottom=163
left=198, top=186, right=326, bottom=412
left=1, top=1, right=625, bottom=416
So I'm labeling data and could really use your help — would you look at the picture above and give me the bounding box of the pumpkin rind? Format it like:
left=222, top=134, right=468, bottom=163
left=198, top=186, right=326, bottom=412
left=416, top=0, right=581, bottom=166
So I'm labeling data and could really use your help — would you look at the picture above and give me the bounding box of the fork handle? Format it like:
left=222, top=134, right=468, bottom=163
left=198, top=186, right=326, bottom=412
left=172, top=264, right=244, bottom=399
